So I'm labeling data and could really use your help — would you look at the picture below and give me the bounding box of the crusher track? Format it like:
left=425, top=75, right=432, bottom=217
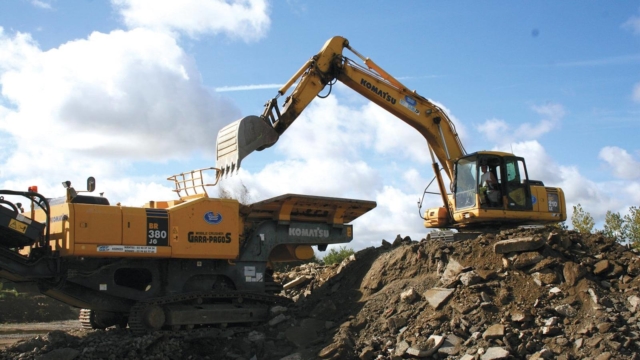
left=127, top=291, right=293, bottom=335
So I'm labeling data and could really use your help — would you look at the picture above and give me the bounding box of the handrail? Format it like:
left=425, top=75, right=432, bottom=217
left=167, top=167, right=221, bottom=200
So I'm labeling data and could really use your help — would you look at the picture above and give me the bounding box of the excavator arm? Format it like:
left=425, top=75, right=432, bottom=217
left=216, top=36, right=466, bottom=182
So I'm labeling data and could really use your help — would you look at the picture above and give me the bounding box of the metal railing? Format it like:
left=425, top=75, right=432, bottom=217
left=167, top=167, right=221, bottom=200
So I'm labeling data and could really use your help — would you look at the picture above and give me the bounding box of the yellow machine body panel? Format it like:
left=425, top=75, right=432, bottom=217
left=122, top=207, right=148, bottom=246
left=71, top=205, right=172, bottom=259
left=51, top=203, right=72, bottom=255
left=73, top=204, right=122, bottom=245
left=424, top=182, right=566, bottom=229
left=21, top=195, right=241, bottom=259
left=423, top=206, right=449, bottom=228
left=445, top=187, right=566, bottom=227
left=167, top=197, right=240, bottom=260
left=22, top=202, right=75, bottom=256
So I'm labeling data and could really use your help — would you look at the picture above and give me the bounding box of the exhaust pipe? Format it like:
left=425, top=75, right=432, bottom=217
left=216, top=115, right=279, bottom=177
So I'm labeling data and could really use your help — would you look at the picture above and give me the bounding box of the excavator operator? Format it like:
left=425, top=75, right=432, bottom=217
left=480, top=163, right=500, bottom=207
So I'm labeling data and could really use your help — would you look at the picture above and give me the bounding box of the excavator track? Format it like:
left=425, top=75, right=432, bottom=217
left=128, top=291, right=292, bottom=335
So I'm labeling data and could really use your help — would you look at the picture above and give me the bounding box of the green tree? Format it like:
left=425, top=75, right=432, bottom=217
left=322, top=246, right=355, bottom=266
left=623, top=206, right=640, bottom=249
left=571, top=203, right=594, bottom=234
left=603, top=210, right=625, bottom=242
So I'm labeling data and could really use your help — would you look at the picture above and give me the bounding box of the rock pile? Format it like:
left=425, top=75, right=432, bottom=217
left=1, top=227, right=639, bottom=360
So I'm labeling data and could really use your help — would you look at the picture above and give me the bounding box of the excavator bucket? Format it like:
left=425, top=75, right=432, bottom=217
left=216, top=115, right=279, bottom=177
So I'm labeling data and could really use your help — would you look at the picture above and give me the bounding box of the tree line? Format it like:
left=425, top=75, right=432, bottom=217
left=570, top=204, right=640, bottom=249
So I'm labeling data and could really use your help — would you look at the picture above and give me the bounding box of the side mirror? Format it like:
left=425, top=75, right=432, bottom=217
left=87, top=177, right=96, bottom=192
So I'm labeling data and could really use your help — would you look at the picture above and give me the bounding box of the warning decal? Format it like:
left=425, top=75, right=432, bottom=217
left=8, top=219, right=28, bottom=234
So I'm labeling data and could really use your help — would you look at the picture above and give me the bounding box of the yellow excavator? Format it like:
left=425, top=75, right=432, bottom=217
left=216, top=36, right=566, bottom=233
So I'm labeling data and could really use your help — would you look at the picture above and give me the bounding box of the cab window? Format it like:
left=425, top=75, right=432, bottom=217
left=454, top=158, right=477, bottom=210
left=504, top=157, right=532, bottom=210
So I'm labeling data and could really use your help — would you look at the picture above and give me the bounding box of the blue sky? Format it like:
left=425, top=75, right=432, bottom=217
left=0, top=1, right=639, bottom=250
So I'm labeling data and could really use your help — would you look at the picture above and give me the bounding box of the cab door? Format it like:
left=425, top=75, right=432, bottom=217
left=453, top=157, right=478, bottom=210
left=503, top=157, right=533, bottom=211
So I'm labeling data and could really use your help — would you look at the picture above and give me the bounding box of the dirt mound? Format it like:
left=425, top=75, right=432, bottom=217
left=0, top=291, right=79, bottom=324
left=1, top=227, right=639, bottom=359
left=276, top=228, right=640, bottom=359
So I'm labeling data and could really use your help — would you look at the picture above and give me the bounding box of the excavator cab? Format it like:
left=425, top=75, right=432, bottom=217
left=425, top=151, right=565, bottom=229
left=453, top=153, right=533, bottom=212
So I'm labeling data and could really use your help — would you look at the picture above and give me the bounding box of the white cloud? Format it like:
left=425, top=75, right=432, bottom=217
left=500, top=141, right=560, bottom=184
left=557, top=166, right=611, bottom=212
left=633, top=83, right=640, bottom=103
left=599, top=146, right=640, bottom=180
left=0, top=26, right=242, bottom=206
left=622, top=6, right=640, bottom=127
left=621, top=181, right=640, bottom=205
left=351, top=186, right=427, bottom=248
left=1, top=0, right=270, bottom=205
left=476, top=118, right=510, bottom=144
left=364, top=100, right=467, bottom=164
left=112, top=0, right=270, bottom=40
left=476, top=103, right=564, bottom=145
left=531, top=103, right=566, bottom=121
left=30, top=0, right=52, bottom=10
left=215, top=84, right=283, bottom=92
left=269, top=83, right=469, bottom=167
left=235, top=158, right=382, bottom=201
left=0, top=29, right=40, bottom=72
left=622, top=14, right=640, bottom=35
left=285, top=0, right=308, bottom=15
left=100, top=178, right=175, bottom=207
left=274, top=96, right=373, bottom=162
left=403, top=168, right=428, bottom=191
left=270, top=92, right=451, bottom=166
left=0, top=28, right=240, bottom=167
left=499, top=141, right=583, bottom=200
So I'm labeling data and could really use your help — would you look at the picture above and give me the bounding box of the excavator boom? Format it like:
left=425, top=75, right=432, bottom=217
left=216, top=36, right=465, bottom=180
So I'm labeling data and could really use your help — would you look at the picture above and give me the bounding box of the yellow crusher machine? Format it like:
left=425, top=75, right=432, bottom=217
left=0, top=169, right=375, bottom=333
left=216, top=36, right=567, bottom=238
